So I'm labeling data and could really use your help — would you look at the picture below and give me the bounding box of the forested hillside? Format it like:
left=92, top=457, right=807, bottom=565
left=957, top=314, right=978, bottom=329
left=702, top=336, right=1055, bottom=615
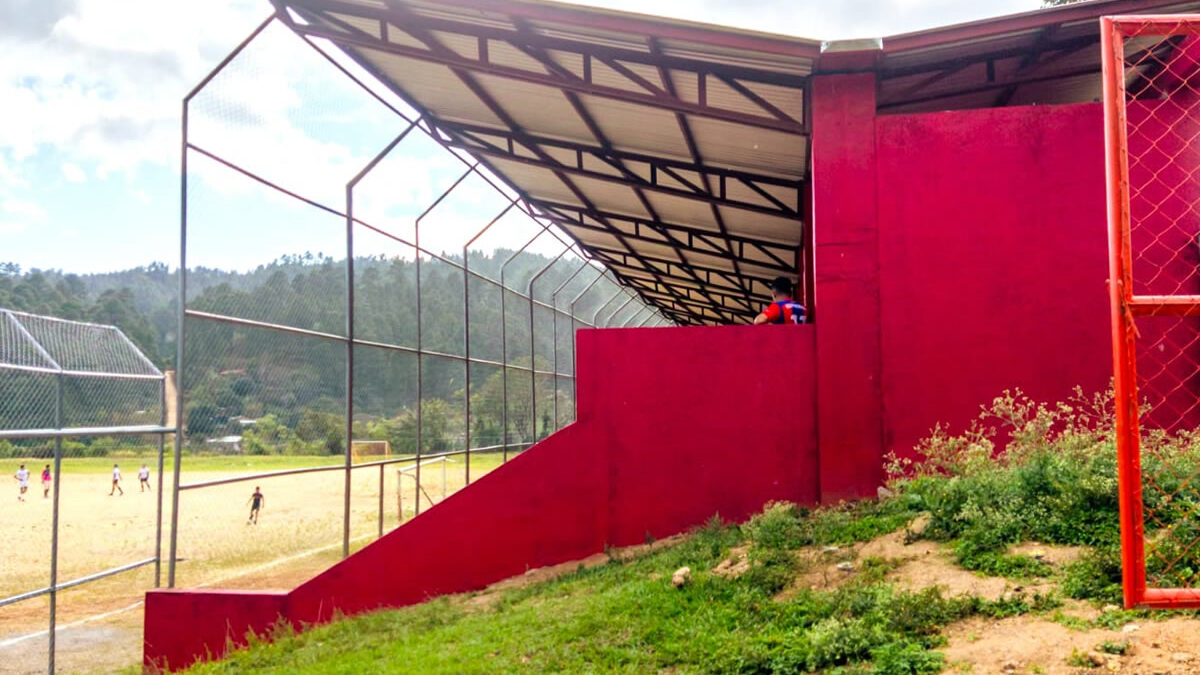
left=1, top=252, right=631, bottom=457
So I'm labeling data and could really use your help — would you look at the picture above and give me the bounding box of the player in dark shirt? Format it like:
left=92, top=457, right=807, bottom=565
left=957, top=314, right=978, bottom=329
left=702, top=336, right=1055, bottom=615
left=753, top=277, right=806, bottom=325
left=247, top=486, right=265, bottom=524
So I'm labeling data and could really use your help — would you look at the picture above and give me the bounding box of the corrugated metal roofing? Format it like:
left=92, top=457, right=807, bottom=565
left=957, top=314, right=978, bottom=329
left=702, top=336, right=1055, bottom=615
left=276, top=0, right=1200, bottom=324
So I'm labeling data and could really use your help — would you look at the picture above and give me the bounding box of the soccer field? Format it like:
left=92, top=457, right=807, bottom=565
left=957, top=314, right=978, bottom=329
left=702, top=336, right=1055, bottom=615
left=0, top=452, right=506, bottom=674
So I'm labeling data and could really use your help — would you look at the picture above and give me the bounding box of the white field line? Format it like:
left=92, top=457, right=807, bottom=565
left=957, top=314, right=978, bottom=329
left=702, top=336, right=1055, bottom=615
left=0, top=533, right=375, bottom=650
left=0, top=600, right=144, bottom=649
left=195, top=532, right=373, bottom=588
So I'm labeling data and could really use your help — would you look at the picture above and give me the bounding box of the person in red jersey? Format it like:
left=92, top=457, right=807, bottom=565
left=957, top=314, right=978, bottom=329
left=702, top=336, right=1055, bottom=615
left=753, top=277, right=806, bottom=325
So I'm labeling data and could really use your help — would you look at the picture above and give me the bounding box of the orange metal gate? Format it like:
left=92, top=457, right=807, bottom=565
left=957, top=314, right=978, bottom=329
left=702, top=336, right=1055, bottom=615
left=1102, top=14, right=1200, bottom=609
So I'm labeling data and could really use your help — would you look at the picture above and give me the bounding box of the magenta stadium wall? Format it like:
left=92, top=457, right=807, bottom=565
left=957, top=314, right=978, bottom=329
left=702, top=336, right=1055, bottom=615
left=145, top=91, right=1121, bottom=669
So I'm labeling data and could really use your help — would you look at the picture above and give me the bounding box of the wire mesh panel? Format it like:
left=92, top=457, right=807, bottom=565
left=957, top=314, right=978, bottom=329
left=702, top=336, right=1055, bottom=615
left=1103, top=15, right=1200, bottom=608
left=0, top=310, right=168, bottom=674
left=167, top=14, right=669, bottom=662
left=0, top=369, right=57, bottom=431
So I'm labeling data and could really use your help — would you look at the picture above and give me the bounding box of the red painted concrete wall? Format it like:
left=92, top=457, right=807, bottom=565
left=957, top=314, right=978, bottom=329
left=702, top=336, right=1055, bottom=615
left=143, top=590, right=287, bottom=672
left=144, top=325, right=818, bottom=670
left=874, top=103, right=1113, bottom=459
left=810, top=73, right=887, bottom=502
left=580, top=326, right=819, bottom=543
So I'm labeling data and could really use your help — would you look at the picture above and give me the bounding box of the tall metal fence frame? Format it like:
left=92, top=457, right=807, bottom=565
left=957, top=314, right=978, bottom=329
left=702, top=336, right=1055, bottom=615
left=169, top=13, right=669, bottom=589
left=1102, top=13, right=1200, bottom=609
left=0, top=309, right=170, bottom=674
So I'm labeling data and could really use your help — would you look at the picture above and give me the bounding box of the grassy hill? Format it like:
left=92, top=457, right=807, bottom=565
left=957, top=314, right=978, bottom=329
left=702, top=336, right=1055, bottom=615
left=172, top=390, right=1200, bottom=674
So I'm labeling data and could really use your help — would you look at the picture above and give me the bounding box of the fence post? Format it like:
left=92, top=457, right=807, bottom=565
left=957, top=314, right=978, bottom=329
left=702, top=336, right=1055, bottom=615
left=527, top=247, right=575, bottom=441
left=48, top=372, right=63, bottom=674
left=549, top=263, right=594, bottom=430
left=462, top=204, right=517, bottom=484
left=155, top=378, right=166, bottom=587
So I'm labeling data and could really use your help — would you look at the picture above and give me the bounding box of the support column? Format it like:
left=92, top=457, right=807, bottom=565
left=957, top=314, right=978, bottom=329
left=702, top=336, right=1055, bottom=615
left=810, top=66, right=885, bottom=502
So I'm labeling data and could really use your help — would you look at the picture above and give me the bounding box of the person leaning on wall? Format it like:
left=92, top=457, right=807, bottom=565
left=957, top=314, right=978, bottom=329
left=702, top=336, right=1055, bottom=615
left=753, top=277, right=806, bottom=325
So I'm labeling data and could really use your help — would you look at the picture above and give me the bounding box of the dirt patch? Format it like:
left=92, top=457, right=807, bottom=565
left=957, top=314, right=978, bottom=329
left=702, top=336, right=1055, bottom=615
left=782, top=531, right=1081, bottom=600
left=942, top=614, right=1200, bottom=674
left=889, top=552, right=1052, bottom=601
left=712, top=545, right=751, bottom=579
left=1010, top=542, right=1086, bottom=567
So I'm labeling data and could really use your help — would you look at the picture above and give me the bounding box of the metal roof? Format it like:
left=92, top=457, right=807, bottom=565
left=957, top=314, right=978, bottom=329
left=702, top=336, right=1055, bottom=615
left=877, top=0, right=1200, bottom=112
left=272, top=0, right=1200, bottom=325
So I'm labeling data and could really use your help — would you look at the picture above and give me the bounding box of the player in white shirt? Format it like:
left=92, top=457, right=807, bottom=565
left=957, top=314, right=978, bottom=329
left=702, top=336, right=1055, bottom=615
left=109, top=464, right=124, bottom=496
left=138, top=464, right=151, bottom=492
left=13, top=464, right=29, bottom=502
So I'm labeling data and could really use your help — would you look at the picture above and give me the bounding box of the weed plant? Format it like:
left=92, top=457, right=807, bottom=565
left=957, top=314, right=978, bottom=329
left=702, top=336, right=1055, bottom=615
left=888, top=388, right=1200, bottom=597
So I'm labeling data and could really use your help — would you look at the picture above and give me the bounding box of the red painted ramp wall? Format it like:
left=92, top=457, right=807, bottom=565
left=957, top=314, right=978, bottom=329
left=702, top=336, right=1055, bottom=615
left=144, top=325, right=818, bottom=670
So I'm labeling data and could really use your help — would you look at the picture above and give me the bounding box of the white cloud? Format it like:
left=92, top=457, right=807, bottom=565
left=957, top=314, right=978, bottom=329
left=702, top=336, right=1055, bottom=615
left=0, top=152, right=26, bottom=189
left=61, top=161, right=86, bottom=182
left=3, top=197, right=46, bottom=220
left=0, top=0, right=268, bottom=174
left=0, top=195, right=44, bottom=242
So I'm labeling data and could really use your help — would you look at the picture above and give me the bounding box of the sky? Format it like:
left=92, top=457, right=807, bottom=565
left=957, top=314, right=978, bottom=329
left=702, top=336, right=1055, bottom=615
left=0, top=0, right=1046, bottom=275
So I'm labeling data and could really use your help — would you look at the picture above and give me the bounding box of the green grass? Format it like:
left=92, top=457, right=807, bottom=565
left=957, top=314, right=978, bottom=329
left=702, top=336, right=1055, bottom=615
left=6, top=452, right=509, bottom=475
left=183, top=504, right=1065, bottom=675
left=175, top=388, right=1200, bottom=673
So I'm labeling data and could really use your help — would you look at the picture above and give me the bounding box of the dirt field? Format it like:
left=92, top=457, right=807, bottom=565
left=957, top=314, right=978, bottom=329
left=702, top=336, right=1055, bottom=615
left=0, top=451, right=506, bottom=674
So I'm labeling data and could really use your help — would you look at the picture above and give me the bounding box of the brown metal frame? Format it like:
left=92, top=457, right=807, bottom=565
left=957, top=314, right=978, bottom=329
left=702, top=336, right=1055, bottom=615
left=877, top=0, right=1200, bottom=112
left=169, top=12, right=668, bottom=628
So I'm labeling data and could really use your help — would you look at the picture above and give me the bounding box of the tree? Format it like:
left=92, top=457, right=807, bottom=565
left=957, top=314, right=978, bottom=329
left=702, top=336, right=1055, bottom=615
left=186, top=403, right=222, bottom=437
left=0, top=249, right=578, bottom=454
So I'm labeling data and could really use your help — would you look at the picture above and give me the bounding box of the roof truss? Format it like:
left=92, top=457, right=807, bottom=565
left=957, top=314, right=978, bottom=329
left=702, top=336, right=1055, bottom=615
left=276, top=0, right=811, bottom=325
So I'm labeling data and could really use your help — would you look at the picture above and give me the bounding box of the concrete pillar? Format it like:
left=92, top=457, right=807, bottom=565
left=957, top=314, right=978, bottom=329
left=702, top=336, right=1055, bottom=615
left=810, top=58, right=885, bottom=502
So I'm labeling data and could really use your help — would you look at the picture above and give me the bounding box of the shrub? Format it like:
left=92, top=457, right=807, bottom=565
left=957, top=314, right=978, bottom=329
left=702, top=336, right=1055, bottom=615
left=743, top=501, right=803, bottom=551
left=1062, top=546, right=1123, bottom=604
left=870, top=640, right=946, bottom=675
left=888, top=389, right=1131, bottom=581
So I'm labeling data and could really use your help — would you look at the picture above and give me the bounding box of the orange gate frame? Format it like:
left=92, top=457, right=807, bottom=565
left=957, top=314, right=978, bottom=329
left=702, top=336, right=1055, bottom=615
left=1102, top=14, right=1200, bottom=609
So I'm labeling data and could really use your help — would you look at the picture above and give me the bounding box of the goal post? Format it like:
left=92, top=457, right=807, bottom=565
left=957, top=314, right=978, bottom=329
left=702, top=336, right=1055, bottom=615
left=350, top=439, right=391, bottom=463
left=397, top=456, right=455, bottom=521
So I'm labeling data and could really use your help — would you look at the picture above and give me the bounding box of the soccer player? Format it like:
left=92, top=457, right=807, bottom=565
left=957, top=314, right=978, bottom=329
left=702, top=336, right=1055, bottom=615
left=246, top=486, right=265, bottom=524
left=138, top=464, right=151, bottom=492
left=41, top=464, right=51, bottom=499
left=753, top=277, right=806, bottom=325
left=109, top=463, right=124, bottom=496
left=14, top=464, right=29, bottom=502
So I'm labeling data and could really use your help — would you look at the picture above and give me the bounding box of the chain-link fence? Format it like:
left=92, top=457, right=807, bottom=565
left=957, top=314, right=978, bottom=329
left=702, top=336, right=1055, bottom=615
left=3, top=14, right=668, bottom=673
left=169, top=14, right=667, bottom=602
left=1102, top=15, right=1200, bottom=608
left=0, top=309, right=170, bottom=674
